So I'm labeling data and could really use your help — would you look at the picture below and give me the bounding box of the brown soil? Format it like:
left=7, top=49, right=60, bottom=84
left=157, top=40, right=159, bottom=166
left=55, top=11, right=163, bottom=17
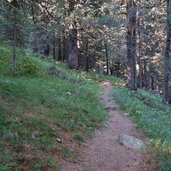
left=61, top=81, right=150, bottom=171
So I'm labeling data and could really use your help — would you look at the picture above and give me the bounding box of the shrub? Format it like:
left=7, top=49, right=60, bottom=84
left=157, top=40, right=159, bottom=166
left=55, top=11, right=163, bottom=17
left=17, top=56, right=42, bottom=76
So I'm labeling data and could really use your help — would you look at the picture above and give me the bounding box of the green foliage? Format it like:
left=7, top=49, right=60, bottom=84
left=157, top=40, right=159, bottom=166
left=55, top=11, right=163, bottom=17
left=73, top=134, right=85, bottom=143
left=79, top=70, right=125, bottom=84
left=0, top=0, right=29, bottom=47
left=17, top=56, right=43, bottom=76
left=0, top=46, right=48, bottom=77
left=112, top=86, right=171, bottom=170
left=0, top=46, right=12, bottom=74
left=0, top=46, right=106, bottom=170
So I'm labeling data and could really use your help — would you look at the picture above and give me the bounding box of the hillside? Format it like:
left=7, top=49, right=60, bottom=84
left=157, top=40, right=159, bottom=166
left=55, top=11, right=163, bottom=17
left=1, top=46, right=171, bottom=170
left=0, top=46, right=107, bottom=170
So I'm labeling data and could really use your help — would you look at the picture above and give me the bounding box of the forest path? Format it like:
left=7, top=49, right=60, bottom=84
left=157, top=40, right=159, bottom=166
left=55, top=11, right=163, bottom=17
left=61, top=81, right=149, bottom=171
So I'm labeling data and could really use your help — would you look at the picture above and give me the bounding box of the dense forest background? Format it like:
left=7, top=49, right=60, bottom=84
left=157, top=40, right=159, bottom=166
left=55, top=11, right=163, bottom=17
left=1, top=0, right=170, bottom=103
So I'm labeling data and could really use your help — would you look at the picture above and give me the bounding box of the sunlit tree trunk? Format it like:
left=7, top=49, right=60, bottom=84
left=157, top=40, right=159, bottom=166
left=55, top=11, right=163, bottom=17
left=68, top=0, right=78, bottom=69
left=163, top=0, right=171, bottom=103
left=137, top=17, right=143, bottom=88
left=105, top=39, right=109, bottom=75
left=126, top=0, right=137, bottom=91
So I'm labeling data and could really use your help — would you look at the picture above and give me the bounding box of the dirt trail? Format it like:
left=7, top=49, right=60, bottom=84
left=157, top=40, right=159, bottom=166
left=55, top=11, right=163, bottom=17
left=61, top=81, right=149, bottom=171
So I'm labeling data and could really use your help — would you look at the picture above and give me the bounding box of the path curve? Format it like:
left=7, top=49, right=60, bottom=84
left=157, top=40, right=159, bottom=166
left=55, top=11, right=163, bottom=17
left=61, top=81, right=149, bottom=171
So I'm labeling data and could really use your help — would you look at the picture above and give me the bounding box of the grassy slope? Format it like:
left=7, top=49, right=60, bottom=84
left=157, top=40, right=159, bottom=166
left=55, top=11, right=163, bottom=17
left=2, top=45, right=171, bottom=170
left=112, top=85, right=171, bottom=171
left=0, top=46, right=107, bottom=170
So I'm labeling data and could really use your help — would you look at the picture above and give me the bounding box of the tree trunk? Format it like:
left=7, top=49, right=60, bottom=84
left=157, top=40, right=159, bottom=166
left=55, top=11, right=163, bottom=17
left=143, top=59, right=148, bottom=89
left=85, top=38, right=89, bottom=71
left=126, top=0, right=137, bottom=91
left=58, top=37, right=62, bottom=61
left=105, top=40, right=109, bottom=75
left=13, top=28, right=16, bottom=75
left=151, top=76, right=154, bottom=90
left=68, top=1, right=78, bottom=69
left=163, top=0, right=171, bottom=104
left=61, top=29, right=66, bottom=62
left=137, top=57, right=143, bottom=88
left=53, top=31, right=57, bottom=60
left=12, top=0, right=17, bottom=75
left=137, top=17, right=143, bottom=88
left=53, top=44, right=56, bottom=61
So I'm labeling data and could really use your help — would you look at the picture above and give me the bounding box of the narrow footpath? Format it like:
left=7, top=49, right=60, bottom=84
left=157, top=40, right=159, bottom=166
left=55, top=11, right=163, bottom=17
left=61, top=81, right=150, bottom=171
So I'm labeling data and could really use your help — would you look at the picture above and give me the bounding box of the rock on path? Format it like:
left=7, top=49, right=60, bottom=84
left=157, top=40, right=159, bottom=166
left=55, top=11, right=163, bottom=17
left=118, top=134, right=145, bottom=150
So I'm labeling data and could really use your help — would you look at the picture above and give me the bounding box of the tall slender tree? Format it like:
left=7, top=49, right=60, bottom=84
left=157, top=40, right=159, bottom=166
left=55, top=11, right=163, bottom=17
left=163, top=0, right=171, bottom=103
left=126, top=0, right=137, bottom=91
left=68, top=0, right=78, bottom=69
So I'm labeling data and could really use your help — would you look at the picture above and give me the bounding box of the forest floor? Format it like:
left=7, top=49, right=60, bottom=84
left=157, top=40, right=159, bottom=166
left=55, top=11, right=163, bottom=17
left=61, top=81, right=151, bottom=171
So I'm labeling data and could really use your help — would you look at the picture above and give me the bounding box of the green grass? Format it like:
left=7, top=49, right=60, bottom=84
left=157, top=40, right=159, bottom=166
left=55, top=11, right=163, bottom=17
left=0, top=46, right=107, bottom=170
left=112, top=85, right=171, bottom=170
left=77, top=69, right=125, bottom=85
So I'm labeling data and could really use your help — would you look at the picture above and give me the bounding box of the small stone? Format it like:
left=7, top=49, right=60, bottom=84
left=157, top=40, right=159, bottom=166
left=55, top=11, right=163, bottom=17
left=123, top=113, right=129, bottom=116
left=32, top=132, right=40, bottom=139
left=118, top=134, right=145, bottom=150
left=104, top=123, right=108, bottom=128
left=56, top=138, right=62, bottom=143
left=66, top=92, right=72, bottom=95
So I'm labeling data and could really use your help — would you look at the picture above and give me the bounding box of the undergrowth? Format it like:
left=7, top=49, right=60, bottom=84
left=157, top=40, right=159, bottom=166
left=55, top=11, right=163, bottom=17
left=0, top=46, right=107, bottom=170
left=112, top=86, right=171, bottom=171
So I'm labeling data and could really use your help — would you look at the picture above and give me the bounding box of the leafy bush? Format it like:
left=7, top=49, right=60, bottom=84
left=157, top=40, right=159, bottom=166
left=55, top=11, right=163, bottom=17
left=0, top=47, right=11, bottom=60
left=17, top=56, right=42, bottom=76
left=0, top=46, right=48, bottom=77
left=0, top=47, right=11, bottom=74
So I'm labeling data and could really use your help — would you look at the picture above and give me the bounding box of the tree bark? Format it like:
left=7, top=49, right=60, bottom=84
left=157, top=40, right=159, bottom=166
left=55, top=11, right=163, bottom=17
left=58, top=37, right=62, bottom=61
left=163, top=0, right=171, bottom=103
left=12, top=0, right=17, bottom=75
left=151, top=76, right=154, bottom=91
left=85, top=38, right=89, bottom=71
left=143, top=59, right=148, bottom=89
left=61, top=29, right=66, bottom=62
left=126, top=0, right=137, bottom=91
left=53, top=44, right=56, bottom=60
left=13, top=27, right=16, bottom=75
left=137, top=17, right=143, bottom=88
left=68, top=1, right=78, bottom=69
left=105, top=40, right=109, bottom=75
